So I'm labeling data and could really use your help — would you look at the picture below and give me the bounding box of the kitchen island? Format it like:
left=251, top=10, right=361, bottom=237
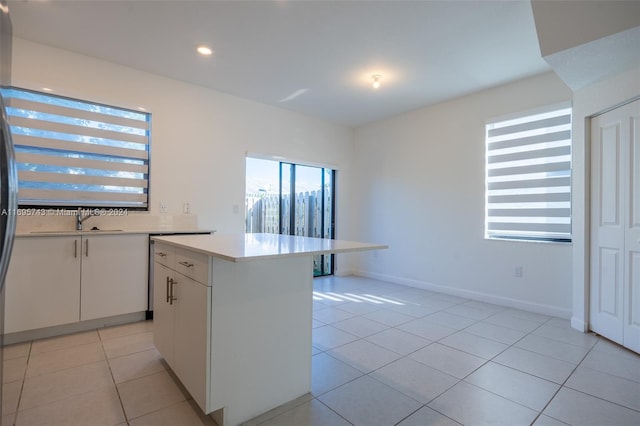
left=150, top=233, right=386, bottom=426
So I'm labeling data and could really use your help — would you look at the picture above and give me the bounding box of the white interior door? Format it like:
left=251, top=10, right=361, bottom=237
left=624, top=101, right=640, bottom=353
left=590, top=104, right=625, bottom=344
left=590, top=98, right=640, bottom=353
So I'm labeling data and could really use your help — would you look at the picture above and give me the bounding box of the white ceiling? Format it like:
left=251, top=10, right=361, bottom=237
left=7, top=0, right=551, bottom=127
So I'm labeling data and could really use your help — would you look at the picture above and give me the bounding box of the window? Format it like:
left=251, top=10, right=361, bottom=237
left=0, top=87, right=150, bottom=209
left=485, top=104, right=572, bottom=242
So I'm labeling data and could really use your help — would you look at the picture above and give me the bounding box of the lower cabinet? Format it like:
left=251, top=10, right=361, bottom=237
left=153, top=243, right=211, bottom=413
left=173, top=273, right=210, bottom=410
left=5, top=237, right=81, bottom=333
left=80, top=234, right=148, bottom=321
left=5, top=234, right=149, bottom=334
left=152, top=263, right=175, bottom=366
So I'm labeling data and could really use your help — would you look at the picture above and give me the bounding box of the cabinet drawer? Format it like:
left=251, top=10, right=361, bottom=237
left=175, top=248, right=209, bottom=285
left=154, top=243, right=175, bottom=268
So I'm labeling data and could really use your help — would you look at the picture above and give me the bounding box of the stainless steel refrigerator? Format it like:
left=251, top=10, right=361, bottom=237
left=0, top=0, right=18, bottom=418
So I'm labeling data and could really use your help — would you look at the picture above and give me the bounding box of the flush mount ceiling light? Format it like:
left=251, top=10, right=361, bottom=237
left=371, top=74, right=382, bottom=89
left=196, top=45, right=213, bottom=56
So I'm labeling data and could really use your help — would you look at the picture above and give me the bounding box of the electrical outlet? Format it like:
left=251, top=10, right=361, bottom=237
left=514, top=266, right=523, bottom=278
left=183, top=203, right=191, bottom=214
left=159, top=201, right=168, bottom=214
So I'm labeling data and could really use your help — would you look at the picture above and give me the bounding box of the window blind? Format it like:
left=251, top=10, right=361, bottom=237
left=485, top=105, right=572, bottom=242
left=0, top=87, right=150, bottom=209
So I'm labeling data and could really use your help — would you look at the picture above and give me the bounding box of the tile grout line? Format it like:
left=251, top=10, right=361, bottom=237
left=313, top=326, right=465, bottom=424
left=97, top=328, right=131, bottom=426
left=311, top=290, right=578, bottom=425
left=314, top=398, right=356, bottom=426
left=435, top=314, right=575, bottom=423
left=426, top=318, right=548, bottom=415
left=276, top=282, right=640, bottom=424
left=454, top=317, right=640, bottom=424
left=99, top=322, right=208, bottom=425
left=8, top=340, right=33, bottom=426
left=272, top=281, right=638, bottom=424
left=313, top=300, right=479, bottom=425
left=528, top=334, right=602, bottom=425
left=555, top=333, right=640, bottom=414
left=311, top=301, right=431, bottom=426
left=371, top=308, right=529, bottom=423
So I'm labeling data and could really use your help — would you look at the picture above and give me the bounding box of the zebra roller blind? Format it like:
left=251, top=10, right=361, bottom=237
left=485, top=105, right=572, bottom=242
left=1, top=87, right=150, bottom=209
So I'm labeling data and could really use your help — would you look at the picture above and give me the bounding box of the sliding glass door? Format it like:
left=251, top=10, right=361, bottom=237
left=246, top=157, right=335, bottom=276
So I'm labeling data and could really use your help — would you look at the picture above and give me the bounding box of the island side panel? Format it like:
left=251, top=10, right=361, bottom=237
left=209, top=255, right=313, bottom=426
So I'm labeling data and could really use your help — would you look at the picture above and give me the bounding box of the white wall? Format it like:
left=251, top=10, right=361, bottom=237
left=350, top=72, right=574, bottom=317
left=11, top=38, right=354, bottom=263
left=570, top=66, right=640, bottom=331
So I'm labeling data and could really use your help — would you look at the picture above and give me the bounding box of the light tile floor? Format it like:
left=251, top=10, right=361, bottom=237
left=2, top=320, right=216, bottom=426
left=2, top=275, right=640, bottom=426
left=248, top=276, right=640, bottom=426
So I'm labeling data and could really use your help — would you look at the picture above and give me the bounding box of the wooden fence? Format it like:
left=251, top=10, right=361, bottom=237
left=245, top=190, right=327, bottom=237
left=246, top=190, right=334, bottom=275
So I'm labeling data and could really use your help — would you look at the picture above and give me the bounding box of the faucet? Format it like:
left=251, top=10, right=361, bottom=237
left=76, top=208, right=96, bottom=231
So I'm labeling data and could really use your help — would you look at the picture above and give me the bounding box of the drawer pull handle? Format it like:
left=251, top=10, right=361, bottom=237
left=178, top=261, right=194, bottom=268
left=169, top=278, right=178, bottom=305
left=156, top=252, right=167, bottom=257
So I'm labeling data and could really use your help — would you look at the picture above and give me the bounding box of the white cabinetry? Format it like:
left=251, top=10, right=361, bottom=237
left=5, top=233, right=149, bottom=334
left=173, top=272, right=210, bottom=410
left=153, top=243, right=211, bottom=412
left=150, top=234, right=382, bottom=426
left=5, top=237, right=81, bottom=333
left=152, top=262, right=175, bottom=366
left=153, top=241, right=312, bottom=426
left=81, top=234, right=148, bottom=321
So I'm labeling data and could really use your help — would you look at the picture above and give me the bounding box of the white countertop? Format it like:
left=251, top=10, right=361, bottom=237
left=152, top=233, right=387, bottom=262
left=16, top=228, right=213, bottom=237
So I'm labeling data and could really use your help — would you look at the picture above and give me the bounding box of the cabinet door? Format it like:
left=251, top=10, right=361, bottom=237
left=153, top=262, right=175, bottom=367
left=5, top=237, right=81, bottom=333
left=173, top=272, right=211, bottom=412
left=80, top=234, right=148, bottom=321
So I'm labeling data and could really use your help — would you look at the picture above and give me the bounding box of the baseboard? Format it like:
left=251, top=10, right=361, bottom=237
left=571, top=316, right=588, bottom=332
left=4, top=312, right=147, bottom=345
left=353, top=269, right=572, bottom=319
left=334, top=269, right=356, bottom=277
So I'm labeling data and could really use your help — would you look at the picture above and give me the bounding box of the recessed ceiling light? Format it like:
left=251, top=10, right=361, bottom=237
left=137, top=106, right=147, bottom=112
left=196, top=45, right=213, bottom=56
left=42, top=87, right=53, bottom=92
left=371, top=74, right=381, bottom=89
